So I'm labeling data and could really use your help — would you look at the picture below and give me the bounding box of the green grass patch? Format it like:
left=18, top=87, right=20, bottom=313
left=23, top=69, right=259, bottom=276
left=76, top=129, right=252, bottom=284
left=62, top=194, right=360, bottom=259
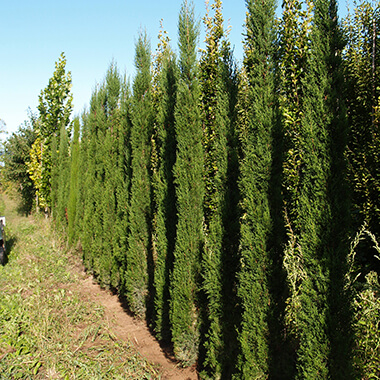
left=0, top=195, right=160, bottom=379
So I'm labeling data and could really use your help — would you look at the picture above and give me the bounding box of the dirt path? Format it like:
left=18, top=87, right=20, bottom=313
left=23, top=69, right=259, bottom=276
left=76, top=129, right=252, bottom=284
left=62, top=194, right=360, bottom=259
left=68, top=259, right=198, bottom=380
left=4, top=194, right=197, bottom=380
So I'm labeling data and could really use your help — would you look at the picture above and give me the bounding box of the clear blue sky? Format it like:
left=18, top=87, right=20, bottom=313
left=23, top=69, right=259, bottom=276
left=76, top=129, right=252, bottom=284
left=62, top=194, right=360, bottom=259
left=1, top=0, right=349, bottom=137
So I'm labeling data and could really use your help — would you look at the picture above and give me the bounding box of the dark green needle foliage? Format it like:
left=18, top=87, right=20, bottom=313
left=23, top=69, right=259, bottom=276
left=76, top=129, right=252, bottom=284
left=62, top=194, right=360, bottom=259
left=99, top=63, right=122, bottom=287
left=125, top=31, right=154, bottom=318
left=312, top=0, right=352, bottom=377
left=75, top=64, right=124, bottom=287
left=67, top=117, right=80, bottom=245
left=234, top=0, right=276, bottom=378
left=198, top=0, right=232, bottom=377
left=170, top=0, right=204, bottom=366
left=55, top=123, right=71, bottom=229
left=151, top=25, right=178, bottom=342
left=114, top=78, right=133, bottom=293
left=278, top=0, right=345, bottom=377
left=80, top=86, right=106, bottom=273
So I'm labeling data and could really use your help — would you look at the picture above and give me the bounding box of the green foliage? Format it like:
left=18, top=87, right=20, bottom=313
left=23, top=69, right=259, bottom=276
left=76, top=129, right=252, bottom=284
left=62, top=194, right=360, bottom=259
left=38, top=52, right=73, bottom=143
left=170, top=0, right=204, bottom=366
left=344, top=1, right=380, bottom=275
left=151, top=23, right=178, bottom=341
left=6, top=2, right=380, bottom=376
left=77, top=63, right=125, bottom=289
left=278, top=0, right=343, bottom=377
left=67, top=117, right=80, bottom=245
left=50, top=133, right=59, bottom=216
left=27, top=135, right=49, bottom=211
left=234, top=0, right=277, bottom=378
left=84, top=85, right=107, bottom=279
left=352, top=271, right=380, bottom=379
left=125, top=31, right=154, bottom=318
left=34, top=52, right=73, bottom=211
left=347, top=225, right=380, bottom=379
left=75, top=111, right=93, bottom=261
left=199, top=1, right=235, bottom=377
left=2, top=120, right=37, bottom=213
left=313, top=0, right=352, bottom=377
left=55, top=124, right=70, bottom=229
left=97, top=63, right=122, bottom=288
left=113, top=78, right=132, bottom=291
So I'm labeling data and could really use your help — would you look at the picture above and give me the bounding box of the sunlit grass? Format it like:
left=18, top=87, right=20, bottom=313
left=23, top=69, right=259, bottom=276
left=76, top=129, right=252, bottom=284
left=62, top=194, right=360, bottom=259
left=0, top=195, right=160, bottom=379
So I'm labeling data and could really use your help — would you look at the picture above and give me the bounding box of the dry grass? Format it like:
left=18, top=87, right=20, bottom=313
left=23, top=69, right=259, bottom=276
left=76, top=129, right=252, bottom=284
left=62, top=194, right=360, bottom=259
left=0, top=194, right=160, bottom=379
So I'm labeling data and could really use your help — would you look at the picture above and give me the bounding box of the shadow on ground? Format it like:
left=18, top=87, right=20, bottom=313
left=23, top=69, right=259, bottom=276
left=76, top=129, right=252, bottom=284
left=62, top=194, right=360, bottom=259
left=1, top=235, right=17, bottom=266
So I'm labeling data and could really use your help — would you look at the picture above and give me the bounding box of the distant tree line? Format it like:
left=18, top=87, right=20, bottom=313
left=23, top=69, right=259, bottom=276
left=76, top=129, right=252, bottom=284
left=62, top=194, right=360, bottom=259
left=2, top=0, right=380, bottom=378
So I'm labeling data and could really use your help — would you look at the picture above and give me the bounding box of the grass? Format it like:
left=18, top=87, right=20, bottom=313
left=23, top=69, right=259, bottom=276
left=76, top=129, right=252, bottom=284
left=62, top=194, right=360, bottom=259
left=0, top=194, right=160, bottom=379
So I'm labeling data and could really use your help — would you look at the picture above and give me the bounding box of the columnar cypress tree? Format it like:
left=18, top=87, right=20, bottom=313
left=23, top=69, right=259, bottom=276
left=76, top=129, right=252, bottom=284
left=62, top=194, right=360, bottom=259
left=67, top=117, right=80, bottom=245
left=115, top=77, right=132, bottom=292
left=151, top=24, right=178, bottom=341
left=81, top=88, right=103, bottom=270
left=77, top=65, right=125, bottom=288
left=198, top=1, right=230, bottom=377
left=313, top=0, right=352, bottom=376
left=55, top=123, right=70, bottom=228
left=218, top=25, right=240, bottom=379
left=99, top=63, right=122, bottom=287
left=170, top=0, right=204, bottom=365
left=88, top=85, right=108, bottom=279
left=50, top=134, right=59, bottom=216
left=126, top=31, right=154, bottom=318
left=74, top=111, right=90, bottom=249
left=279, top=0, right=337, bottom=377
left=234, top=0, right=276, bottom=378
left=278, top=5, right=310, bottom=376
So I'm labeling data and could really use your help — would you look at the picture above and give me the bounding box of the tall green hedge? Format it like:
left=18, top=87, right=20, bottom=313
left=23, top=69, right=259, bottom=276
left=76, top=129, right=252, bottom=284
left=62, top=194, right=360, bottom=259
left=125, top=31, right=154, bottom=318
left=199, top=1, right=232, bottom=377
left=169, top=0, right=204, bottom=366
left=234, top=0, right=277, bottom=378
left=151, top=27, right=178, bottom=341
left=12, top=1, right=380, bottom=378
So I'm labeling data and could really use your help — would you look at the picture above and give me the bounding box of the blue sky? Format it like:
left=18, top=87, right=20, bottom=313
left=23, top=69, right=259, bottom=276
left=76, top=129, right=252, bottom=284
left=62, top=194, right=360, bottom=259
left=1, top=0, right=349, bottom=137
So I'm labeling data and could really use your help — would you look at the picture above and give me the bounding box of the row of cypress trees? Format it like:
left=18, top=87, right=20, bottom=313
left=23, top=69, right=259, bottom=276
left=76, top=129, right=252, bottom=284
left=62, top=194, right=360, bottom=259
left=30, top=0, right=380, bottom=378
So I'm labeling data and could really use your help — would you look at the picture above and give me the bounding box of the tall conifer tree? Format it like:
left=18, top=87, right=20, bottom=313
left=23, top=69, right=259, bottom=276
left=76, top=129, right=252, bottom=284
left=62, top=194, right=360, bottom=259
left=313, top=0, right=352, bottom=376
left=99, top=63, right=122, bottom=287
left=151, top=24, right=178, bottom=341
left=80, top=88, right=103, bottom=271
left=74, top=111, right=91, bottom=250
left=170, top=0, right=204, bottom=365
left=278, top=0, right=341, bottom=376
left=234, top=0, right=276, bottom=378
left=88, top=85, right=107, bottom=280
left=199, top=1, right=231, bottom=376
left=55, top=124, right=70, bottom=228
left=126, top=31, right=154, bottom=318
left=68, top=117, right=80, bottom=245
left=115, top=77, right=133, bottom=292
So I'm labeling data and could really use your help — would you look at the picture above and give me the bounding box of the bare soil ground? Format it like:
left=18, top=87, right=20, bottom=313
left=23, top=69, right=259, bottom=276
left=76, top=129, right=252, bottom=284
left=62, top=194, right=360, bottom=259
left=3, top=194, right=198, bottom=379
left=66, top=248, right=198, bottom=380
